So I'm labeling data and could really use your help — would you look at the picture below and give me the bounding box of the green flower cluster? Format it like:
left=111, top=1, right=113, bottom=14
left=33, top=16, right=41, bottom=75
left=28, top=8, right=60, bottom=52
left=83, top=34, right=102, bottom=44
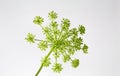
left=38, top=40, right=48, bottom=51
left=25, top=33, right=35, bottom=43
left=41, top=57, right=51, bottom=67
left=33, top=16, right=44, bottom=25
left=25, top=11, right=88, bottom=76
left=71, top=59, right=79, bottom=68
left=52, top=63, right=63, bottom=73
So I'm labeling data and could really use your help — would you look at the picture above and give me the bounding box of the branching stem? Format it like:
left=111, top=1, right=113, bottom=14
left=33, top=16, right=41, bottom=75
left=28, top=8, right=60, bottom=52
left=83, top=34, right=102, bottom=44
left=35, top=48, right=53, bottom=76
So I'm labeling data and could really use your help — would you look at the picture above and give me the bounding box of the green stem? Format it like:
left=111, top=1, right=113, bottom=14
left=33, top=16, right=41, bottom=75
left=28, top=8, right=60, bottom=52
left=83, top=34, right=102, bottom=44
left=55, top=50, right=58, bottom=63
left=34, top=39, right=42, bottom=41
left=40, top=25, right=45, bottom=31
left=35, top=48, right=53, bottom=76
left=35, top=64, right=43, bottom=76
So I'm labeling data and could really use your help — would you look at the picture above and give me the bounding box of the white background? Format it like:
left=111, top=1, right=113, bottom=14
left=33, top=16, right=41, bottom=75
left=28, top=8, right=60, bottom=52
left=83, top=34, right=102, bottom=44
left=0, top=0, right=120, bottom=76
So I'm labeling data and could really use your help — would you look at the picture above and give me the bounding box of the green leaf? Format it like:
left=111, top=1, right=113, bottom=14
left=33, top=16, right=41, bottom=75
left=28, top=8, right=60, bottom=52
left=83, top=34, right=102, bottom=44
left=52, top=63, right=63, bottom=73
left=25, top=33, right=35, bottom=43
left=71, top=59, right=79, bottom=68
left=33, top=16, right=44, bottom=25
left=78, top=25, right=85, bottom=35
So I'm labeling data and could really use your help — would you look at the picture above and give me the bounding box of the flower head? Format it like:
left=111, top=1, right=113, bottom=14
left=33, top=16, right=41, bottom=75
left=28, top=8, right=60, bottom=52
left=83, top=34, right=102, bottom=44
left=33, top=16, right=44, bottom=25
left=52, top=63, right=63, bottom=73
left=25, top=33, right=35, bottom=43
left=41, top=57, right=51, bottom=67
left=25, top=11, right=88, bottom=76
left=48, top=11, right=58, bottom=20
left=71, top=59, right=79, bottom=68
left=78, top=25, right=85, bottom=35
left=82, top=44, right=88, bottom=54
left=38, top=40, right=48, bottom=51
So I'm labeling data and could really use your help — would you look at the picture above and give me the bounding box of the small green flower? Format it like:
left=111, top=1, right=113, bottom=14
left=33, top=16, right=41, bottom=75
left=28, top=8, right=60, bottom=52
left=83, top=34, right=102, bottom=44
left=33, top=16, right=44, bottom=25
left=50, top=21, right=58, bottom=28
left=70, top=28, right=78, bottom=36
left=82, top=44, right=88, bottom=54
left=53, top=51, right=60, bottom=58
left=38, top=40, right=48, bottom=51
left=71, top=59, right=79, bottom=68
left=48, top=11, right=58, bottom=20
left=78, top=25, right=85, bottom=35
left=41, top=57, right=51, bottom=67
left=63, top=54, right=70, bottom=63
left=73, top=37, right=83, bottom=50
left=25, top=33, right=35, bottom=43
left=61, top=18, right=70, bottom=25
left=68, top=48, right=75, bottom=55
left=52, top=63, right=63, bottom=73
left=61, top=18, right=70, bottom=31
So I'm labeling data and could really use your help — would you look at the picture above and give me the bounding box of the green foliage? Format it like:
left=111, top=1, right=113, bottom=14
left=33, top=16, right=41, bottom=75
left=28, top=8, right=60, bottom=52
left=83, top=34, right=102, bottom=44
left=25, top=11, right=88, bottom=76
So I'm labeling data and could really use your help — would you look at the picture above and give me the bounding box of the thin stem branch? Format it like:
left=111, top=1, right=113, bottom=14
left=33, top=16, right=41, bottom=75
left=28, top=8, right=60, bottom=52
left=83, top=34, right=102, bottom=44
left=35, top=64, right=43, bottom=76
left=35, top=48, right=53, bottom=76
left=55, top=50, right=58, bottom=63
left=34, top=39, right=42, bottom=41
left=40, top=25, right=54, bottom=42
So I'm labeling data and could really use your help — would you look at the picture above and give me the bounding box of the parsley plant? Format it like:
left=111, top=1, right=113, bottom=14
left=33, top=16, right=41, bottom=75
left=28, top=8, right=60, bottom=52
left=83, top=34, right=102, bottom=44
left=25, top=11, right=88, bottom=76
